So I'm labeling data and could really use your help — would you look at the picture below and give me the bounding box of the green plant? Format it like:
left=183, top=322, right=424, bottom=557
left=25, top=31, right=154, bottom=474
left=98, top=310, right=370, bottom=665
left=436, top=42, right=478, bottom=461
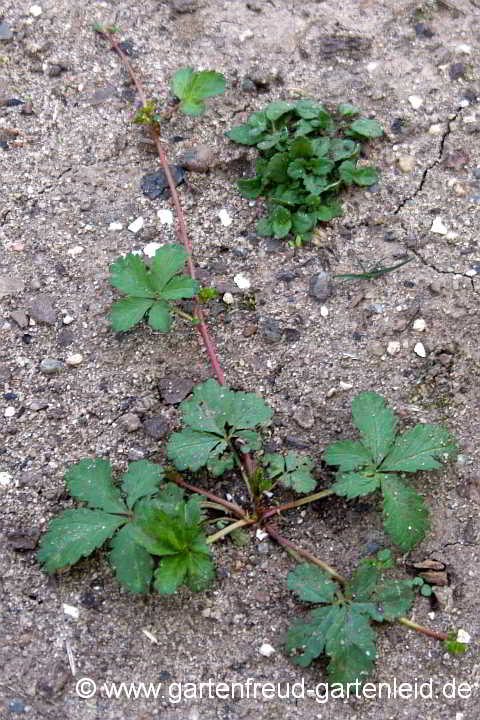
left=170, top=67, right=225, bottom=116
left=227, top=100, right=383, bottom=243
left=324, top=392, right=457, bottom=550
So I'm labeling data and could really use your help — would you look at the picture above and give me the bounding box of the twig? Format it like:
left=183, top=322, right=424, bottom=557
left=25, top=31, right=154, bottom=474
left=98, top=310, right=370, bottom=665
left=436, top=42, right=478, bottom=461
left=167, top=470, right=247, bottom=519
left=397, top=616, right=449, bottom=641
left=207, top=517, right=256, bottom=544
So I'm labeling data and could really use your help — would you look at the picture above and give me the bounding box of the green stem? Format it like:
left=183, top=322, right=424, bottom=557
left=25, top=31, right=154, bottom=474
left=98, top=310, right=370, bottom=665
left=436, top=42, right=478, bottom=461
left=207, top=518, right=255, bottom=544
left=264, top=523, right=347, bottom=584
left=172, top=307, right=197, bottom=323
left=397, top=616, right=449, bottom=641
left=263, top=489, right=334, bottom=519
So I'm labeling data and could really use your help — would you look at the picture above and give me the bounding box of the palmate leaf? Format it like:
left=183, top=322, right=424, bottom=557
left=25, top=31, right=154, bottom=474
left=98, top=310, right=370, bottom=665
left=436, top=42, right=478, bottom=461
left=324, top=440, right=373, bottom=471
left=37, top=509, right=125, bottom=573
left=110, top=297, right=155, bottom=331
left=147, top=300, right=172, bottom=332
left=121, top=460, right=164, bottom=509
left=167, top=429, right=227, bottom=471
left=352, top=392, right=397, bottom=465
left=330, top=471, right=381, bottom=499
left=287, top=565, right=337, bottom=603
left=149, top=245, right=188, bottom=291
left=65, top=458, right=126, bottom=513
left=381, top=475, right=429, bottom=550
left=171, top=67, right=225, bottom=116
left=380, top=424, right=457, bottom=472
left=109, top=523, right=154, bottom=593
left=110, top=254, right=155, bottom=298
left=264, top=452, right=316, bottom=494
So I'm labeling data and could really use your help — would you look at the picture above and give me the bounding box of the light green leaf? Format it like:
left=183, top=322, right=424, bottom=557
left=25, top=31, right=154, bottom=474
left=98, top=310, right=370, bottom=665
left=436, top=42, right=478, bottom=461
left=161, top=275, right=198, bottom=301
left=110, top=297, right=154, bottom=331
left=349, top=118, right=384, bottom=138
left=380, top=424, right=457, bottom=472
left=257, top=128, right=289, bottom=150
left=324, top=440, right=373, bottom=471
left=352, top=392, right=397, bottom=465
left=265, top=101, right=294, bottom=121
left=188, top=70, right=225, bottom=100
left=147, top=300, right=172, bottom=332
left=150, top=245, right=188, bottom=291
left=311, top=137, right=330, bottom=156
left=65, top=459, right=126, bottom=513
left=121, top=460, right=164, bottom=509
left=37, top=509, right=125, bottom=573
left=337, top=103, right=360, bottom=116
left=109, top=524, right=154, bottom=593
left=294, top=100, right=328, bottom=119
left=109, top=254, right=155, bottom=298
left=154, top=555, right=188, bottom=593
left=172, top=68, right=225, bottom=116
left=352, top=166, right=379, bottom=186
left=171, top=67, right=194, bottom=100
left=330, top=471, right=381, bottom=499
left=226, top=124, right=261, bottom=146
left=339, top=160, right=355, bottom=184
left=330, top=138, right=358, bottom=161
left=256, top=217, right=273, bottom=236
left=287, top=565, right=337, bottom=603
left=132, top=506, right=185, bottom=556
left=381, top=475, right=429, bottom=550
left=292, top=211, right=315, bottom=234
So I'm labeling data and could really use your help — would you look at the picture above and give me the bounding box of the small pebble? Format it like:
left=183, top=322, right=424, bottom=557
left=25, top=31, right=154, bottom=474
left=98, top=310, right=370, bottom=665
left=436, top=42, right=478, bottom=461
left=465, top=268, right=477, bottom=277
left=67, top=245, right=84, bottom=257
left=259, top=642, right=275, bottom=657
left=7, top=699, right=26, bottom=713
left=234, top=273, right=251, bottom=290
left=293, top=405, right=315, bottom=430
left=414, top=342, right=427, bottom=358
left=4, top=406, right=16, bottom=418
left=430, top=217, right=448, bottom=235
left=339, top=381, right=353, bottom=390
left=62, top=314, right=74, bottom=325
left=157, top=209, right=173, bottom=225
left=143, top=415, right=169, bottom=440
left=398, top=155, right=416, bottom=173
left=120, top=413, right=141, bottom=432
left=455, top=44, right=471, bottom=54
left=0, top=472, right=13, bottom=487
left=222, top=292, right=234, bottom=305
left=109, top=221, right=123, bottom=231
left=387, top=341, right=400, bottom=356
left=413, top=318, right=426, bottom=331
left=40, top=358, right=64, bottom=375
left=0, top=21, right=14, bottom=40
left=428, top=124, right=443, bottom=135
left=309, top=272, right=333, bottom=302
left=29, top=5, right=43, bottom=17
left=320, top=305, right=328, bottom=318
left=63, top=603, right=79, bottom=619
left=456, top=629, right=471, bottom=644
left=408, top=95, right=423, bottom=110
left=128, top=217, right=144, bottom=234
left=218, top=209, right=232, bottom=227
left=66, top=353, right=83, bottom=366
left=239, top=29, right=254, bottom=42
left=177, top=144, right=215, bottom=172
left=256, top=529, right=268, bottom=541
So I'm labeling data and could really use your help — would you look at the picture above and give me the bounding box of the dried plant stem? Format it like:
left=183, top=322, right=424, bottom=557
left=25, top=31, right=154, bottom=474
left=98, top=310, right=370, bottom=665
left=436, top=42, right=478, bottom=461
left=167, top=471, right=247, bottom=520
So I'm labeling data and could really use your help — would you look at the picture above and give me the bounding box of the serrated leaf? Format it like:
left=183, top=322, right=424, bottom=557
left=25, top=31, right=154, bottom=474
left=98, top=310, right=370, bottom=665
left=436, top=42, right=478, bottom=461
left=287, top=564, right=337, bottom=603
left=348, top=564, right=380, bottom=601
left=65, top=459, right=127, bottom=513
left=132, top=507, right=184, bottom=555
left=325, top=606, right=377, bottom=684
left=167, top=429, right=227, bottom=471
left=110, top=297, right=154, bottom=331
left=150, top=245, right=188, bottom=291
left=265, top=101, right=294, bottom=121
left=147, top=300, right=172, bottom=332
left=121, top=460, right=164, bottom=509
left=110, top=254, right=155, bottom=298
left=265, top=452, right=316, bottom=493
left=257, top=128, right=289, bottom=150
left=154, top=555, right=188, bottom=593
left=324, top=440, right=373, bottom=471
left=352, top=392, right=397, bottom=465
left=151, top=483, right=185, bottom=516
left=109, top=523, right=154, bottom=593
left=37, top=509, right=125, bottom=573
left=372, top=578, right=415, bottom=620
left=207, top=453, right=234, bottom=476
left=161, top=275, right=198, bottom=301
left=380, top=424, right=457, bottom=472
left=265, top=153, right=290, bottom=182
left=184, top=549, right=215, bottom=591
left=330, top=471, right=381, bottom=499
left=271, top=205, right=292, bottom=238
left=381, top=475, right=429, bottom=550
left=349, top=118, right=384, bottom=138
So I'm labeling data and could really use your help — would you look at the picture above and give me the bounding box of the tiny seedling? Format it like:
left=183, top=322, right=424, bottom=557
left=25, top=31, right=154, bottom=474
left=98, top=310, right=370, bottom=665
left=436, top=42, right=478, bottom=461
left=333, top=256, right=414, bottom=281
left=170, top=67, right=225, bottom=116
left=227, top=100, right=383, bottom=243
left=324, top=392, right=457, bottom=550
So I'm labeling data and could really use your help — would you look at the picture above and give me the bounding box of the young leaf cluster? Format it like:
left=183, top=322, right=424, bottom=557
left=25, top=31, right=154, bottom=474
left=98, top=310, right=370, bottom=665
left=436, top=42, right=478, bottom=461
left=37, top=459, right=213, bottom=595
left=324, top=392, right=457, bottom=550
left=227, top=100, right=383, bottom=243
left=109, top=245, right=198, bottom=332
left=285, top=557, right=415, bottom=685
left=171, top=67, right=225, bottom=116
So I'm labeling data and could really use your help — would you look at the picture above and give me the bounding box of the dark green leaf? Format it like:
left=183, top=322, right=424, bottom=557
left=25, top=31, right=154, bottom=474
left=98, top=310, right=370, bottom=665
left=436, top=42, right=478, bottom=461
left=265, top=452, right=316, bottom=493
left=167, top=429, right=227, bottom=471
left=256, top=217, right=273, bottom=236
left=315, top=203, right=343, bottom=221
left=161, top=275, right=198, bottom=301
left=371, top=578, right=415, bottom=621
left=303, top=175, right=327, bottom=195
left=226, top=124, right=260, bottom=146
left=380, top=424, right=457, bottom=472
left=121, top=460, right=164, bottom=509
left=150, top=245, right=188, bottom=291
left=292, top=211, right=316, bottom=234
left=309, top=157, right=334, bottom=175
left=324, top=440, right=373, bottom=471
left=147, top=300, right=172, bottom=332
left=154, top=555, right=188, bottom=593
left=207, top=453, right=234, bottom=476
left=287, top=159, right=308, bottom=179
left=325, top=606, right=377, bottom=685
left=287, top=565, right=337, bottom=603
left=289, top=137, right=313, bottom=158
left=352, top=167, right=379, bottom=186
left=294, top=119, right=314, bottom=136
left=381, top=475, right=429, bottom=550
left=257, top=128, right=289, bottom=150
left=271, top=205, right=292, bottom=238
left=109, top=254, right=155, bottom=298
left=265, top=153, right=290, bottom=182
left=37, top=509, right=125, bottom=573
left=109, top=523, right=154, bottom=593
left=330, top=471, right=381, bottom=499
left=311, top=137, right=330, bottom=156
left=237, top=177, right=263, bottom=198
left=349, top=118, right=384, bottom=138
left=330, top=138, right=358, bottom=161
left=265, top=101, right=294, bottom=121
left=65, top=459, right=126, bottom=513
left=352, top=392, right=397, bottom=465
left=151, top=483, right=185, bottom=516
left=110, top=297, right=154, bottom=331
left=339, top=160, right=355, bottom=184
left=184, top=549, right=215, bottom=591
left=294, top=100, right=328, bottom=119
left=348, top=564, right=379, bottom=601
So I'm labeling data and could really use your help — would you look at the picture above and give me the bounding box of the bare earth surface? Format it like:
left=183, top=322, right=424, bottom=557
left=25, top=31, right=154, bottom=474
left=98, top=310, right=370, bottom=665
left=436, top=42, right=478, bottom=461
left=1, top=0, right=480, bottom=718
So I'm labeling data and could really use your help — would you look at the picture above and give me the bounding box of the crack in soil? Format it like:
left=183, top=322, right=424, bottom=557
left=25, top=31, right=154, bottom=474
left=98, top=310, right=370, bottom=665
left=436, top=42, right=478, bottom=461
left=393, top=107, right=462, bottom=215
left=404, top=244, right=478, bottom=294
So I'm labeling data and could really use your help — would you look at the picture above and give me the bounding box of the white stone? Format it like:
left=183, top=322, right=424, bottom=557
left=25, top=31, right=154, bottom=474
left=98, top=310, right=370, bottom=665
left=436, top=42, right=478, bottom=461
left=143, top=242, right=163, bottom=258
left=67, top=245, right=84, bottom=257
left=398, top=155, right=416, bottom=173
left=29, top=5, right=43, bottom=16
left=430, top=217, right=448, bottom=235
left=413, top=318, right=426, bottom=331
left=218, top=209, right=232, bottom=227
left=414, top=342, right=427, bottom=358
left=456, top=44, right=471, bottom=54
left=128, top=217, right=144, bottom=234
left=234, top=273, right=251, bottom=290
left=63, top=603, right=79, bottom=619
left=387, top=341, right=400, bottom=355
left=0, top=472, right=12, bottom=487
left=456, top=629, right=471, bottom=644
left=222, top=292, right=234, bottom=305
left=408, top=95, right=423, bottom=110
left=339, top=381, right=353, bottom=390
left=109, top=222, right=123, bottom=231
left=4, top=406, right=16, bottom=418
left=66, top=353, right=83, bottom=366
left=320, top=305, right=329, bottom=318
left=63, top=315, right=74, bottom=325
left=465, top=269, right=477, bottom=277
left=428, top=124, right=443, bottom=135
left=259, top=643, right=275, bottom=657
left=239, top=29, right=254, bottom=42
left=366, top=62, right=378, bottom=72
left=256, top=529, right=268, bottom=541
left=157, top=209, right=173, bottom=225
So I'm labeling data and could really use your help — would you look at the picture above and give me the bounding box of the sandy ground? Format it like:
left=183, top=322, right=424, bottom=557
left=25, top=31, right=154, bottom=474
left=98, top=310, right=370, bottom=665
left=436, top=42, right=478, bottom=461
left=1, top=0, right=480, bottom=718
